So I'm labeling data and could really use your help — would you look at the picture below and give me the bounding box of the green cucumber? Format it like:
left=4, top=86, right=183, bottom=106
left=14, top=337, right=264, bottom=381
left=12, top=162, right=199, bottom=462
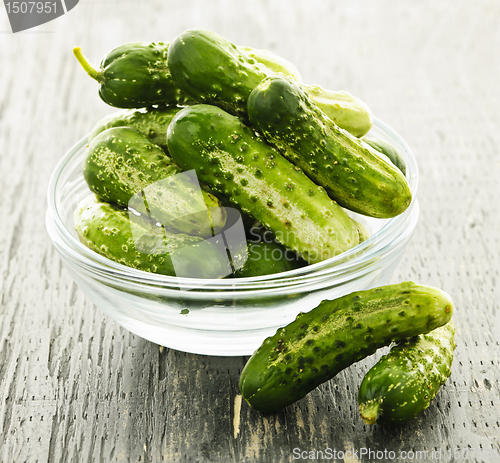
left=247, top=76, right=412, bottom=218
left=73, top=43, right=194, bottom=108
left=168, top=29, right=373, bottom=136
left=83, top=127, right=226, bottom=237
left=74, top=195, right=229, bottom=279
left=166, top=104, right=365, bottom=264
left=239, top=282, right=454, bottom=413
left=358, top=320, right=455, bottom=426
left=237, top=45, right=372, bottom=137
left=363, top=137, right=407, bottom=176
left=167, top=29, right=268, bottom=119
left=304, top=86, right=373, bottom=138
left=238, top=46, right=372, bottom=137
left=238, top=46, right=302, bottom=81
left=234, top=241, right=303, bottom=278
left=88, top=106, right=182, bottom=151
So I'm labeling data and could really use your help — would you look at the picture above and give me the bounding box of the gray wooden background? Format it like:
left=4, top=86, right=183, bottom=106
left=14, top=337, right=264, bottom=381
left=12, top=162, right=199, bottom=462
left=1, top=0, right=499, bottom=461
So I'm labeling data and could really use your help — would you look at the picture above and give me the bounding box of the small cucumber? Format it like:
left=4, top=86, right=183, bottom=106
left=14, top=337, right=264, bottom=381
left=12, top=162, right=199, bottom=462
left=239, top=282, right=454, bottom=413
left=238, top=46, right=372, bottom=137
left=239, top=47, right=372, bottom=137
left=358, top=320, right=455, bottom=426
left=88, top=106, right=182, bottom=151
left=233, top=241, right=304, bottom=278
left=167, top=29, right=268, bottom=119
left=74, top=195, right=229, bottom=279
left=363, top=137, right=407, bottom=176
left=73, top=43, right=194, bottom=108
left=166, top=104, right=365, bottom=264
left=238, top=46, right=302, bottom=81
left=304, top=86, right=373, bottom=138
left=83, top=127, right=226, bottom=237
left=248, top=76, right=412, bottom=218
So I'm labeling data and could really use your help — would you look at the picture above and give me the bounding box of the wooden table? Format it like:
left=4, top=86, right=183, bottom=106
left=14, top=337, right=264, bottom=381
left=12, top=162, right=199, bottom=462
left=1, top=1, right=499, bottom=461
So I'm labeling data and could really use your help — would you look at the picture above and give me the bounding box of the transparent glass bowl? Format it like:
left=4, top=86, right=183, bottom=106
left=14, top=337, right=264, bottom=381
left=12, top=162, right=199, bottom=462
left=46, top=118, right=419, bottom=356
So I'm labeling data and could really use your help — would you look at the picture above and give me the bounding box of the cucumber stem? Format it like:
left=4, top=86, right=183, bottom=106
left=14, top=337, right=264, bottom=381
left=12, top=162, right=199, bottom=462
left=359, top=398, right=383, bottom=425
left=73, top=47, right=104, bottom=83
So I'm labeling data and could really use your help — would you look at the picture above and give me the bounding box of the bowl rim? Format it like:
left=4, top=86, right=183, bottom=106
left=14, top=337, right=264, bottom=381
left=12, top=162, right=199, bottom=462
left=46, top=116, right=419, bottom=289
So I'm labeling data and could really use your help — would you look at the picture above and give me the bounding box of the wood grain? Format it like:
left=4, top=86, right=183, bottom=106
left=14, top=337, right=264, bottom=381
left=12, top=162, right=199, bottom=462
left=0, top=0, right=499, bottom=461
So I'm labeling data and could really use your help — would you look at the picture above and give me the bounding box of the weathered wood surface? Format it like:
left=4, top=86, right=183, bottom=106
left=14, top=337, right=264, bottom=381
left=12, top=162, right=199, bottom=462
left=0, top=1, right=499, bottom=461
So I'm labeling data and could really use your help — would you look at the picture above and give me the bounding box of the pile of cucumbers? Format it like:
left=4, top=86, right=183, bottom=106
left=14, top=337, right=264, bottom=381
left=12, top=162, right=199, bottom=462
left=73, top=28, right=411, bottom=278
left=73, top=29, right=455, bottom=426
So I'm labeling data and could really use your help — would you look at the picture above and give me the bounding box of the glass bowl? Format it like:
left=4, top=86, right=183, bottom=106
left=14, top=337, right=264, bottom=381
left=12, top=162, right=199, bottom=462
left=45, top=118, right=419, bottom=356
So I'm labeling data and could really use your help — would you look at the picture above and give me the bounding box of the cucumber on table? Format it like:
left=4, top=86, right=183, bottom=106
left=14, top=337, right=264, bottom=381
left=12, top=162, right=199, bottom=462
left=73, top=42, right=194, bottom=108
left=166, top=103, right=366, bottom=264
left=358, top=319, right=455, bottom=426
left=74, top=195, right=229, bottom=279
left=239, top=282, right=454, bottom=413
left=248, top=76, right=412, bottom=218
left=84, top=127, right=226, bottom=238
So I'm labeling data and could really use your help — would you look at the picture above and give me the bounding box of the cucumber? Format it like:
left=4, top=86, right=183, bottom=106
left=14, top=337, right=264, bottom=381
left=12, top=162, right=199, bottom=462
left=304, top=86, right=373, bottom=138
left=73, top=43, right=194, bottom=108
left=358, top=320, right=455, bottom=426
left=247, top=76, right=412, bottom=218
left=239, top=282, right=454, bottom=413
left=166, top=104, right=365, bottom=264
left=233, top=241, right=304, bottom=278
left=74, top=195, right=229, bottom=279
left=237, top=46, right=372, bottom=137
left=167, top=29, right=268, bottom=119
left=88, top=106, right=182, bottom=151
left=83, top=127, right=226, bottom=237
left=238, top=46, right=302, bottom=81
left=168, top=29, right=373, bottom=136
left=239, top=46, right=372, bottom=136
left=363, top=137, right=407, bottom=176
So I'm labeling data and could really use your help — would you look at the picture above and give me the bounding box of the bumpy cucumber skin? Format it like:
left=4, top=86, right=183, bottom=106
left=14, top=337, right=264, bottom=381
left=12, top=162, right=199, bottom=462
left=168, top=29, right=268, bottom=119
left=83, top=127, right=226, bottom=237
left=239, top=282, right=454, bottom=413
left=83, top=127, right=180, bottom=206
left=363, top=137, right=407, bottom=176
left=74, top=195, right=229, bottom=279
left=304, top=86, right=373, bottom=138
left=358, top=320, right=455, bottom=426
left=88, top=107, right=182, bottom=151
left=233, top=241, right=302, bottom=278
left=166, top=104, right=365, bottom=264
left=238, top=47, right=372, bottom=137
left=168, top=29, right=373, bottom=137
left=92, top=42, right=193, bottom=108
left=248, top=76, right=412, bottom=219
left=238, top=46, right=302, bottom=81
